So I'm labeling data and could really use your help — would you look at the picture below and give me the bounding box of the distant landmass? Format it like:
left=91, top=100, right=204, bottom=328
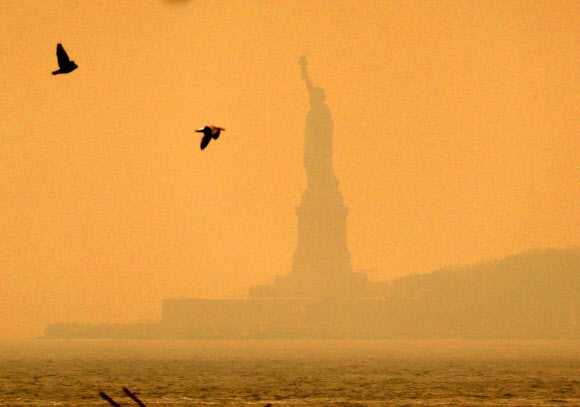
left=44, top=248, right=580, bottom=339
left=384, top=247, right=579, bottom=338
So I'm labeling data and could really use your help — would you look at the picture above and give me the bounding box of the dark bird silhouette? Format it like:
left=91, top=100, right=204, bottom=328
left=196, top=126, right=225, bottom=150
left=52, top=43, right=78, bottom=75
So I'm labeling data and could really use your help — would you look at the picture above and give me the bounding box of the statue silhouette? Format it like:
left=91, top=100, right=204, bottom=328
left=299, top=56, right=337, bottom=190
left=248, top=56, right=355, bottom=298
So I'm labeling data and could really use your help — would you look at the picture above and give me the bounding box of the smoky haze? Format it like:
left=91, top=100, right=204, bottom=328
left=1, top=1, right=579, bottom=338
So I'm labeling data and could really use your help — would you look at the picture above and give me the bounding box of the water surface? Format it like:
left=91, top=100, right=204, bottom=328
left=1, top=339, right=578, bottom=406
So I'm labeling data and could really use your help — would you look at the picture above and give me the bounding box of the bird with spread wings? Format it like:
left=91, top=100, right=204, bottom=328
left=197, top=126, right=225, bottom=150
left=52, top=43, right=78, bottom=75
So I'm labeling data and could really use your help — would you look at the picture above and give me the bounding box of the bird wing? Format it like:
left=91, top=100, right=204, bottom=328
left=56, top=44, right=71, bottom=67
left=210, top=127, right=224, bottom=140
left=200, top=134, right=212, bottom=150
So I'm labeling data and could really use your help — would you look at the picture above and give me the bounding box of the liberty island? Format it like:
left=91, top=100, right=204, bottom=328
left=44, top=58, right=580, bottom=340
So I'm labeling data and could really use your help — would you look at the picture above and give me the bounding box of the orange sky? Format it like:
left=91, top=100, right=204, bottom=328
left=1, top=0, right=579, bottom=338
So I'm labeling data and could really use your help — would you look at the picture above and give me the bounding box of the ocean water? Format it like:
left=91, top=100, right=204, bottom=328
left=0, top=339, right=578, bottom=406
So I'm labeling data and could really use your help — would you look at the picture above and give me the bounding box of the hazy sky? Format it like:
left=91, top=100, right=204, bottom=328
left=2, top=1, right=579, bottom=338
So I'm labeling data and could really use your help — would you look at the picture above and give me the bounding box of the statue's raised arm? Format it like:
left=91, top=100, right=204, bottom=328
left=299, top=55, right=314, bottom=94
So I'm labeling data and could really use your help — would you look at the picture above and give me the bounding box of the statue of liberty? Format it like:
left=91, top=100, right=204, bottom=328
left=249, top=55, right=355, bottom=297
left=299, top=55, right=338, bottom=190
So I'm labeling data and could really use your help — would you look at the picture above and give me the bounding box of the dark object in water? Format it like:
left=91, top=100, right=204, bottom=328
left=99, top=391, right=122, bottom=407
left=123, top=387, right=147, bottom=407
left=100, top=388, right=146, bottom=407
left=100, top=388, right=271, bottom=407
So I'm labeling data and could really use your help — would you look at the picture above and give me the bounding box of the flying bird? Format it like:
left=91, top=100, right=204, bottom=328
left=52, top=43, right=78, bottom=75
left=196, top=126, right=225, bottom=150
